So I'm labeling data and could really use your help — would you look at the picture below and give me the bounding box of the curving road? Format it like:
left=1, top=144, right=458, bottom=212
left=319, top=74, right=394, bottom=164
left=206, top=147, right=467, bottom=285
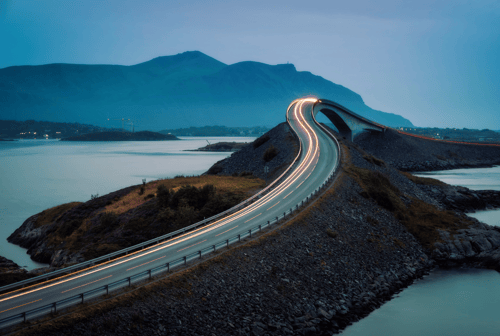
left=0, top=98, right=340, bottom=326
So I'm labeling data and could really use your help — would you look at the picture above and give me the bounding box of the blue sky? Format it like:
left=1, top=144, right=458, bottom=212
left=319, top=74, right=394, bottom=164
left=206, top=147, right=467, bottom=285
left=1, top=0, right=499, bottom=129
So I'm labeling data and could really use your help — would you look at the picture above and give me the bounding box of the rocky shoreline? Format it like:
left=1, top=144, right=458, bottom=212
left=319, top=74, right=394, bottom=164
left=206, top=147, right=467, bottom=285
left=7, top=127, right=500, bottom=336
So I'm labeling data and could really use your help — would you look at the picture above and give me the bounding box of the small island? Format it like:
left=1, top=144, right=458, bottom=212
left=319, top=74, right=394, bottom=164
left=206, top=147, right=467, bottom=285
left=61, top=131, right=179, bottom=141
left=187, top=141, right=248, bottom=152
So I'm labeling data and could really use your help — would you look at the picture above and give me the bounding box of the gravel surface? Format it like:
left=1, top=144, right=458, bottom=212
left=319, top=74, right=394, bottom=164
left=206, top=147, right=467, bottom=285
left=356, top=128, right=500, bottom=171
left=206, top=123, right=299, bottom=182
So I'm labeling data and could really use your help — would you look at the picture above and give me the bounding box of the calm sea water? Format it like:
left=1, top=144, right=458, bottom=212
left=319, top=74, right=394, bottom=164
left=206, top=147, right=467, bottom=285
left=342, top=166, right=500, bottom=335
left=0, top=138, right=254, bottom=269
left=341, top=268, right=500, bottom=336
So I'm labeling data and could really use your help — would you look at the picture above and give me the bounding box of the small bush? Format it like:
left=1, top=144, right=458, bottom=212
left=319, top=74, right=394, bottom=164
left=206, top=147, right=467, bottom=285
left=263, top=145, right=278, bottom=162
left=100, top=212, right=118, bottom=227
left=144, top=193, right=155, bottom=200
left=366, top=216, right=379, bottom=226
left=56, top=219, right=81, bottom=237
left=253, top=134, right=270, bottom=148
left=326, top=228, right=338, bottom=238
left=157, top=185, right=172, bottom=208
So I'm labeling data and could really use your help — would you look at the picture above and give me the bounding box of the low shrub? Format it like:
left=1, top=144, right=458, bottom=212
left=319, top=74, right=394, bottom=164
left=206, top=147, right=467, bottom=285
left=263, top=145, right=278, bottom=162
left=157, top=185, right=172, bottom=208
left=326, top=228, right=338, bottom=238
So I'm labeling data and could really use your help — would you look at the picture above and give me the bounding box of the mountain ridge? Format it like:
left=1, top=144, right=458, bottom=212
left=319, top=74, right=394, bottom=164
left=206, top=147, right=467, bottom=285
left=0, top=51, right=413, bottom=129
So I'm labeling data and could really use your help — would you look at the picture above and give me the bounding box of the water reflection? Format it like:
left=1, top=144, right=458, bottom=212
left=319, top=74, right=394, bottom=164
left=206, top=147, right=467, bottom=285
left=341, top=268, right=500, bottom=336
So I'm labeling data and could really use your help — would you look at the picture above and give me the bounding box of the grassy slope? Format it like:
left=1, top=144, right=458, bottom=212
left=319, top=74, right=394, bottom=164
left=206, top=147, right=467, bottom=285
left=34, top=175, right=266, bottom=262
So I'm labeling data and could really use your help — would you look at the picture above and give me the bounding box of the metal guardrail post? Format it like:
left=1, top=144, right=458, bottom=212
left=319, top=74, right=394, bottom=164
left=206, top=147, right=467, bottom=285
left=199, top=251, right=202, bottom=259
left=23, top=312, right=26, bottom=323
left=259, top=225, right=261, bottom=232
left=81, top=293, right=84, bottom=303
left=212, top=245, right=216, bottom=252
left=167, top=262, right=170, bottom=272
left=238, top=234, right=241, bottom=242
left=53, top=302, right=57, bottom=314
left=184, top=256, right=187, bottom=265
left=148, top=269, right=152, bottom=279
left=128, top=277, right=131, bottom=287
left=106, top=284, right=109, bottom=295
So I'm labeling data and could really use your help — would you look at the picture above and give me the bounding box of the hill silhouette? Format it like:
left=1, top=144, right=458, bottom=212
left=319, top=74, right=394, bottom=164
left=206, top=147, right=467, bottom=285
left=0, top=51, right=413, bottom=129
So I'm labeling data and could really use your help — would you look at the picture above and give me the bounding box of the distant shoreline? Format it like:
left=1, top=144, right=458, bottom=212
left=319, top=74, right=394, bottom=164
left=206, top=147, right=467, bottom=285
left=185, top=141, right=248, bottom=152
left=61, top=131, right=179, bottom=141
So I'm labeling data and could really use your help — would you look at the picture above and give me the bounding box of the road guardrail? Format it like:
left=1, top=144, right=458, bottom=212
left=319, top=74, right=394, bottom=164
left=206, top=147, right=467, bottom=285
left=0, top=100, right=341, bottom=330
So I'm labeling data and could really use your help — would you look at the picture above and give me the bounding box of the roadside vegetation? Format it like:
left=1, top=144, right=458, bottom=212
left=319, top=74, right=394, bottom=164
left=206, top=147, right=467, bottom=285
left=345, top=165, right=473, bottom=249
left=32, top=175, right=266, bottom=262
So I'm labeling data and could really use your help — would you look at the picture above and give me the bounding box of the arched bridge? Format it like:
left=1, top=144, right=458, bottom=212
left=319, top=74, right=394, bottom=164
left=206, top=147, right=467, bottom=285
left=313, top=99, right=385, bottom=141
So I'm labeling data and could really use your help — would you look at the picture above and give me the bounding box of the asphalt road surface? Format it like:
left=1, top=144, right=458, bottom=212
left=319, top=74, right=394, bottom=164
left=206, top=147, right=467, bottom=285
left=0, top=98, right=340, bottom=324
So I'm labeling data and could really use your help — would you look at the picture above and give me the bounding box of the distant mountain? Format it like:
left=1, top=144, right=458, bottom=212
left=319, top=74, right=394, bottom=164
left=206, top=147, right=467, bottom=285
left=0, top=51, right=413, bottom=129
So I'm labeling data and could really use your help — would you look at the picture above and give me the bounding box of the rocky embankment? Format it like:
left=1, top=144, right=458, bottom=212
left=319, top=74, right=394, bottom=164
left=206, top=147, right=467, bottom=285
left=356, top=128, right=500, bottom=171
left=206, top=123, right=299, bottom=181
left=10, top=126, right=500, bottom=336
left=18, top=133, right=442, bottom=336
left=0, top=256, right=34, bottom=287
left=0, top=256, right=22, bottom=272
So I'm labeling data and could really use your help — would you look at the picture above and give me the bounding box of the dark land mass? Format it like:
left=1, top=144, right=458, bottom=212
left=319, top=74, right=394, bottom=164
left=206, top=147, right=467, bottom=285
left=61, top=131, right=179, bottom=141
left=8, top=125, right=500, bottom=336
left=160, top=125, right=269, bottom=137
left=0, top=119, right=118, bottom=140
left=356, top=128, right=500, bottom=171
left=188, top=142, right=249, bottom=152
left=0, top=138, right=15, bottom=141
left=205, top=123, right=299, bottom=182
left=397, top=126, right=500, bottom=143
left=0, top=256, right=34, bottom=287
left=0, top=51, right=413, bottom=130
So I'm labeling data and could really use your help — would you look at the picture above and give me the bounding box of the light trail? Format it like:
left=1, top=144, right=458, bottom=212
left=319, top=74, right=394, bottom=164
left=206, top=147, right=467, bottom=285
left=267, top=202, right=280, bottom=211
left=215, top=226, right=238, bottom=237
left=244, top=213, right=262, bottom=223
left=61, top=275, right=113, bottom=294
left=0, top=299, right=42, bottom=315
left=177, top=240, right=207, bottom=253
left=126, top=256, right=166, bottom=272
left=0, top=98, right=328, bottom=312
